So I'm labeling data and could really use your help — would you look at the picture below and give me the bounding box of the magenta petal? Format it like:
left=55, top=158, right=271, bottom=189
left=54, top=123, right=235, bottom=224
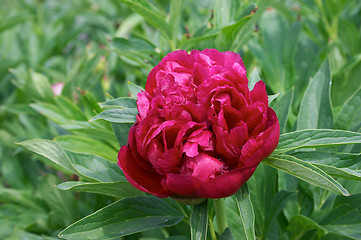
left=191, top=153, right=224, bottom=182
left=196, top=167, right=256, bottom=198
left=118, top=146, right=169, bottom=197
left=241, top=108, right=280, bottom=167
left=250, top=81, right=268, bottom=106
left=164, top=173, right=199, bottom=197
left=154, top=148, right=181, bottom=174
left=137, top=91, right=150, bottom=119
left=184, top=142, right=199, bottom=157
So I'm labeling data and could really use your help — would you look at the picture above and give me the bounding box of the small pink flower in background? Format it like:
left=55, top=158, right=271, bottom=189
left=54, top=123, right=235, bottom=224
left=51, top=82, right=64, bottom=96
left=118, top=49, right=280, bottom=200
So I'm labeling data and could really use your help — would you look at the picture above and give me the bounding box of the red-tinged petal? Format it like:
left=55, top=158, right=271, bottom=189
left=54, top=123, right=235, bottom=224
left=146, top=50, right=193, bottom=93
left=223, top=51, right=246, bottom=69
left=164, top=173, right=200, bottom=197
left=154, top=148, right=181, bottom=174
left=251, top=81, right=268, bottom=106
left=196, top=167, right=256, bottom=198
left=214, top=125, right=241, bottom=162
left=241, top=108, right=280, bottom=168
left=192, top=62, right=209, bottom=86
left=231, top=62, right=247, bottom=79
left=118, top=146, right=169, bottom=197
left=137, top=91, right=150, bottom=120
left=191, top=153, right=224, bottom=182
left=184, top=142, right=199, bottom=157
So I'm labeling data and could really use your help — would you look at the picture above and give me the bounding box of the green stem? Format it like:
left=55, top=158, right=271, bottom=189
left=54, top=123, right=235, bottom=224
left=208, top=218, right=217, bottom=240
left=214, top=198, right=228, bottom=235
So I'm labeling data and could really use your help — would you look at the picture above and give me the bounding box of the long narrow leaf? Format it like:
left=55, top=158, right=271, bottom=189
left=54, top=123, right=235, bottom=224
left=91, top=108, right=138, bottom=123
left=57, top=181, right=144, bottom=198
left=234, top=184, right=255, bottom=240
left=276, top=129, right=361, bottom=153
left=190, top=200, right=208, bottom=240
left=264, top=155, right=349, bottom=195
left=18, top=139, right=124, bottom=182
left=297, top=58, right=333, bottom=129
left=59, top=196, right=183, bottom=240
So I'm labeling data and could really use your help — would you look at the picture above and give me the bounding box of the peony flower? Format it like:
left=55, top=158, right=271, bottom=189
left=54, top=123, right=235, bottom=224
left=118, top=49, right=280, bottom=200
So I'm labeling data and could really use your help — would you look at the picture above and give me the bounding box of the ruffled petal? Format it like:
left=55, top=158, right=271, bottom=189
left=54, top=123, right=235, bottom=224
left=241, top=108, right=280, bottom=167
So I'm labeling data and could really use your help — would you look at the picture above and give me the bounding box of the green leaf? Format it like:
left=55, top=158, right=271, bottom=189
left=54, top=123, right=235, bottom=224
left=276, top=129, right=361, bottom=153
left=292, top=151, right=361, bottom=181
left=268, top=92, right=280, bottom=104
left=272, top=88, right=294, bottom=133
left=54, top=135, right=118, bottom=162
left=38, top=175, right=78, bottom=225
left=91, top=108, right=138, bottom=123
left=219, top=228, right=235, bottom=240
left=320, top=194, right=361, bottom=225
left=128, top=81, right=144, bottom=98
left=59, top=196, right=183, bottom=240
left=111, top=122, right=133, bottom=146
left=18, top=139, right=124, bottom=182
left=247, top=164, right=277, bottom=236
left=224, top=197, right=246, bottom=240
left=100, top=97, right=137, bottom=109
left=234, top=183, right=255, bottom=240
left=248, top=8, right=287, bottom=92
left=335, top=87, right=361, bottom=130
left=0, top=14, right=32, bottom=32
left=320, top=194, right=361, bottom=239
left=213, top=0, right=233, bottom=28
left=231, top=4, right=266, bottom=52
left=18, top=139, right=75, bottom=173
left=27, top=70, right=54, bottom=101
left=215, top=16, right=252, bottom=51
left=263, top=190, right=296, bottom=238
left=169, top=0, right=184, bottom=48
left=55, top=96, right=88, bottom=121
left=0, top=187, right=45, bottom=212
left=248, top=68, right=261, bottom=91
left=287, top=215, right=326, bottom=239
left=61, top=124, right=118, bottom=149
left=264, top=155, right=349, bottom=195
left=120, top=0, right=171, bottom=40
left=110, top=37, right=155, bottom=52
left=15, top=230, right=59, bottom=240
left=190, top=200, right=208, bottom=240
left=57, top=181, right=144, bottom=198
left=322, top=224, right=361, bottom=240
left=339, top=20, right=361, bottom=55
left=297, top=58, right=333, bottom=129
left=81, top=91, right=103, bottom=116
left=30, top=102, right=70, bottom=125
left=180, top=34, right=218, bottom=50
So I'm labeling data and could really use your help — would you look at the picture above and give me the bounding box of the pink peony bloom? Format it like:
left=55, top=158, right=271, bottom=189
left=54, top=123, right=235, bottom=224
left=51, top=82, right=64, bottom=96
left=118, top=49, right=280, bottom=200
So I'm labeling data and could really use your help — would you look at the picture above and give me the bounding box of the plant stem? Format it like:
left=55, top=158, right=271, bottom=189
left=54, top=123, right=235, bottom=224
left=208, top=218, right=217, bottom=240
left=214, top=198, right=228, bottom=235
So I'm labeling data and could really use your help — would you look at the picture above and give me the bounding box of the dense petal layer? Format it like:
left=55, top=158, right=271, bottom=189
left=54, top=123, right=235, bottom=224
left=118, top=49, right=280, bottom=200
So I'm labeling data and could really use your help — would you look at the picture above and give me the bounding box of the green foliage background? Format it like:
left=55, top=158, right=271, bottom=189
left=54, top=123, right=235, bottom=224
left=0, top=0, right=361, bottom=239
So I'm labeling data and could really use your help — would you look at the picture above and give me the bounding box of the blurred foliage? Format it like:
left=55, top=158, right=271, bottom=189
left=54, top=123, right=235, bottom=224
left=1, top=0, right=361, bottom=239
